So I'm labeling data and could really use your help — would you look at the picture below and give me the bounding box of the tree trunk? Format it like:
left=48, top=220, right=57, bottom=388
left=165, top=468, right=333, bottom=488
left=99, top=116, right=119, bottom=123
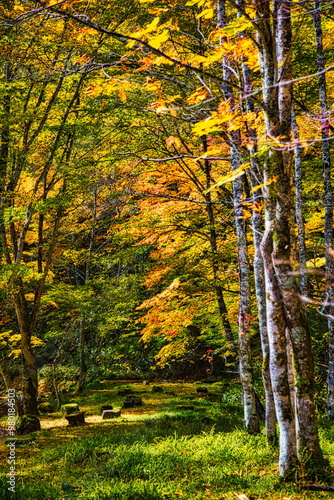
left=202, top=137, right=237, bottom=355
left=311, top=0, right=334, bottom=419
left=254, top=0, right=325, bottom=477
left=77, top=320, right=88, bottom=393
left=240, top=33, right=277, bottom=442
left=260, top=166, right=298, bottom=477
left=292, top=107, right=308, bottom=295
left=0, top=64, right=11, bottom=262
left=52, top=363, right=62, bottom=410
left=14, top=290, right=39, bottom=415
left=218, top=0, right=259, bottom=435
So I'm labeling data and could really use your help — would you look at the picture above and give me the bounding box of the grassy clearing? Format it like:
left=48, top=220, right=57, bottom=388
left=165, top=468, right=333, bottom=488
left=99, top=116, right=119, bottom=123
left=0, top=381, right=333, bottom=500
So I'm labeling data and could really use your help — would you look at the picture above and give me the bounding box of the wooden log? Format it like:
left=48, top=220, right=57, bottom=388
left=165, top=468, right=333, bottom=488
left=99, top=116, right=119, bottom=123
left=102, top=410, right=121, bottom=419
left=64, top=411, right=85, bottom=426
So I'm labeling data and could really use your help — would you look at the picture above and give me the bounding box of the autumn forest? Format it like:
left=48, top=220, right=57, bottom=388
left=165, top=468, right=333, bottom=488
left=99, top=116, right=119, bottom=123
left=1, top=0, right=334, bottom=494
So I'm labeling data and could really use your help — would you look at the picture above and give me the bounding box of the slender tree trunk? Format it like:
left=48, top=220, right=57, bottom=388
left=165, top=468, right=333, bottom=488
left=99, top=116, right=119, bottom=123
left=239, top=28, right=277, bottom=441
left=312, top=0, right=334, bottom=419
left=0, top=64, right=11, bottom=261
left=218, top=0, right=259, bottom=434
left=77, top=320, right=88, bottom=393
left=292, top=107, right=308, bottom=295
left=202, top=137, right=237, bottom=353
left=52, top=363, right=62, bottom=410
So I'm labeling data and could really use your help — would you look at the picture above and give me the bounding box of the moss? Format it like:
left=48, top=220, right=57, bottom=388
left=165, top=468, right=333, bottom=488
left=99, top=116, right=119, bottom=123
left=61, top=403, right=80, bottom=416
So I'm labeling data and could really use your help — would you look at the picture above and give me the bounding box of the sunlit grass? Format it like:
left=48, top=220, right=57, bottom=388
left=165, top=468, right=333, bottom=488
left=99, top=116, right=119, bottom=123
left=0, top=381, right=333, bottom=500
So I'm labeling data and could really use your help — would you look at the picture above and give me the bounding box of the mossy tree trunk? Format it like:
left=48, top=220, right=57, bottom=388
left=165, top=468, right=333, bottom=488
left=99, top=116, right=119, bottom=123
left=312, top=0, right=334, bottom=420
left=254, top=0, right=326, bottom=477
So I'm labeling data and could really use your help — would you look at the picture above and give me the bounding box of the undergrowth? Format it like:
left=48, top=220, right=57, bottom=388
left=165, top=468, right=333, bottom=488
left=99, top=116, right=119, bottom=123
left=0, top=381, right=333, bottom=500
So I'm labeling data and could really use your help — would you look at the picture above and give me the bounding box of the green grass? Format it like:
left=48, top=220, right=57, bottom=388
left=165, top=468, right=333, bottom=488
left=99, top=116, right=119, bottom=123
left=0, top=381, right=333, bottom=500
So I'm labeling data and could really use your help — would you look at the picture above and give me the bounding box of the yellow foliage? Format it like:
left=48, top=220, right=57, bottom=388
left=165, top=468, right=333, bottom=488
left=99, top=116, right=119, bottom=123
left=145, top=17, right=161, bottom=33
left=204, top=163, right=251, bottom=193
left=24, top=293, right=35, bottom=302
left=186, top=0, right=206, bottom=6
left=10, top=349, right=22, bottom=359
left=149, top=28, right=170, bottom=49
left=144, top=266, right=171, bottom=288
left=155, top=338, right=188, bottom=366
left=196, top=8, right=214, bottom=19
left=250, top=176, right=278, bottom=193
left=192, top=101, right=237, bottom=136
left=9, top=334, right=21, bottom=345
left=32, top=336, right=45, bottom=347
left=186, top=87, right=209, bottom=105
left=144, top=78, right=162, bottom=93
left=155, top=106, right=177, bottom=116
left=202, top=47, right=225, bottom=68
left=305, top=211, right=325, bottom=234
left=306, top=257, right=326, bottom=268
left=209, top=17, right=253, bottom=39
left=44, top=300, right=59, bottom=308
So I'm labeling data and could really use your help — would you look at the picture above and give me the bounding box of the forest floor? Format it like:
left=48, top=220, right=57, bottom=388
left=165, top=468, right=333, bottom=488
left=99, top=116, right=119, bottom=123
left=1, top=380, right=334, bottom=500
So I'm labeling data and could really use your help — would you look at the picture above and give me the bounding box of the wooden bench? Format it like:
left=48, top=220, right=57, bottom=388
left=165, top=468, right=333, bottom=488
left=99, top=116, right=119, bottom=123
left=64, top=411, right=86, bottom=426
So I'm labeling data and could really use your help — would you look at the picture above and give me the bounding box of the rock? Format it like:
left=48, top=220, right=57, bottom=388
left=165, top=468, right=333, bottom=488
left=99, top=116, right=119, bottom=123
left=64, top=411, right=85, bottom=426
left=100, top=405, right=113, bottom=414
left=196, top=387, right=209, bottom=394
left=151, top=385, right=163, bottom=393
left=61, top=404, right=80, bottom=416
left=122, top=395, right=143, bottom=408
left=62, top=483, right=80, bottom=492
left=117, top=388, right=134, bottom=396
left=38, top=402, right=55, bottom=414
left=102, top=410, right=121, bottom=419
left=16, top=415, right=41, bottom=435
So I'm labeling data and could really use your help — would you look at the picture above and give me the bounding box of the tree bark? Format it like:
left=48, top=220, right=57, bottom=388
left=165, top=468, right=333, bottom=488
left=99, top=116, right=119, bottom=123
left=239, top=29, right=277, bottom=442
left=292, top=107, right=307, bottom=295
left=77, top=320, right=88, bottom=393
left=254, top=0, right=325, bottom=477
left=218, top=0, right=259, bottom=435
left=13, top=288, right=39, bottom=415
left=311, top=0, right=334, bottom=419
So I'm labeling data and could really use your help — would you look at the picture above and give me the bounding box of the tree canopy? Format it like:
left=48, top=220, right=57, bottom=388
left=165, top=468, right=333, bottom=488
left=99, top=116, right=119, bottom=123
left=1, top=0, right=334, bottom=480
